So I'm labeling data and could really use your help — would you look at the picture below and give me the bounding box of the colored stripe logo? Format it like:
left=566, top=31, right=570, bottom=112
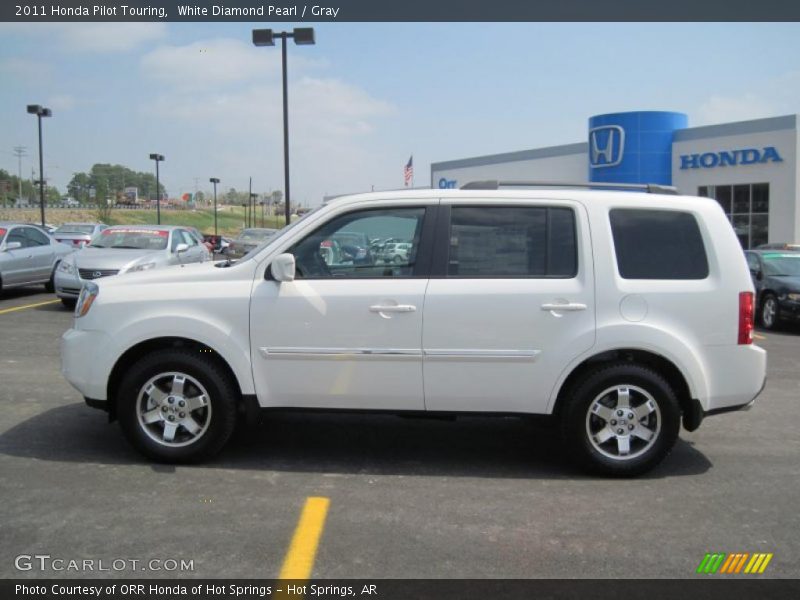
left=696, top=552, right=773, bottom=574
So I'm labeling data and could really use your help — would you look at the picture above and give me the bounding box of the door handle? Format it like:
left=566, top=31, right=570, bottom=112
left=541, top=302, right=587, bottom=312
left=369, top=304, right=417, bottom=313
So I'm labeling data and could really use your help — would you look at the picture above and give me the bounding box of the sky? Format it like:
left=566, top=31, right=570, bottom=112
left=2, top=22, right=800, bottom=206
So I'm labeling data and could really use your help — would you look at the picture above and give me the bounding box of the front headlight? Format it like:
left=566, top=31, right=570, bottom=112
left=57, top=260, right=75, bottom=274
left=787, top=293, right=800, bottom=302
left=127, top=262, right=156, bottom=273
left=75, top=282, right=99, bottom=318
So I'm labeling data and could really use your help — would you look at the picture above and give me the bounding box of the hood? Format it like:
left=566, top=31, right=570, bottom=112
left=71, top=247, right=163, bottom=271
left=767, top=275, right=800, bottom=290
left=94, top=258, right=256, bottom=290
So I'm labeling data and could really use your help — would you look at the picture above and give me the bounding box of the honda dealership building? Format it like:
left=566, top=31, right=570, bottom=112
left=430, top=112, right=799, bottom=248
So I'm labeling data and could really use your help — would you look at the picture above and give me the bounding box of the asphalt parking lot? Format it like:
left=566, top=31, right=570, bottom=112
left=0, top=287, right=798, bottom=580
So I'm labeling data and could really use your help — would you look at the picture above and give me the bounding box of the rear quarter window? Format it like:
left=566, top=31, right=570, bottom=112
left=610, top=209, right=709, bottom=280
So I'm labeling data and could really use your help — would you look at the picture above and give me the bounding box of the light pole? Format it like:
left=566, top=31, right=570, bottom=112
left=252, top=27, right=315, bottom=227
left=149, top=153, right=164, bottom=224
left=12, top=146, right=26, bottom=205
left=26, top=105, right=51, bottom=227
left=250, top=193, right=258, bottom=227
left=209, top=178, right=220, bottom=236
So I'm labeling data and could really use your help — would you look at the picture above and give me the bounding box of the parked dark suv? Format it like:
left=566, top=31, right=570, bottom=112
left=745, top=250, right=800, bottom=330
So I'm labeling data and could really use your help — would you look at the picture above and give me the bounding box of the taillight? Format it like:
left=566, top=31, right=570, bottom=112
left=738, top=291, right=754, bottom=345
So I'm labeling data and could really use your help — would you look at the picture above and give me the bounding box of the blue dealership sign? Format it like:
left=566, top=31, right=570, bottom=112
left=588, top=111, right=688, bottom=185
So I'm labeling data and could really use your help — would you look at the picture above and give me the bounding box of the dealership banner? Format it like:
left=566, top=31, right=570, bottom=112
left=3, top=0, right=800, bottom=22
left=5, top=579, right=800, bottom=600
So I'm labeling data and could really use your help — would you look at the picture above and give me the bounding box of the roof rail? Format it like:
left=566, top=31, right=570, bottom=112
left=460, top=180, right=679, bottom=195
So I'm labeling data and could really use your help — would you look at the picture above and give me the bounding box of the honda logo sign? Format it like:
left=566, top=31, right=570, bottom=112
left=589, top=125, right=625, bottom=168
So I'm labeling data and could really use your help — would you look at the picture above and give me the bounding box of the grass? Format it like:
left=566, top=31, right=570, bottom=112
left=0, top=206, right=286, bottom=237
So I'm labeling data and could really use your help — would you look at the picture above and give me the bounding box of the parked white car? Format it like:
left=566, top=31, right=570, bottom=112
left=53, top=222, right=108, bottom=249
left=60, top=183, right=766, bottom=475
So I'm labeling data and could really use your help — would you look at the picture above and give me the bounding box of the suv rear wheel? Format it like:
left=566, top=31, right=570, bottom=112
left=561, top=362, right=680, bottom=477
left=117, top=349, right=238, bottom=463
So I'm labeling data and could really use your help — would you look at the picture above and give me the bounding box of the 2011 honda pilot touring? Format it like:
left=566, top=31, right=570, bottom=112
left=61, top=182, right=767, bottom=476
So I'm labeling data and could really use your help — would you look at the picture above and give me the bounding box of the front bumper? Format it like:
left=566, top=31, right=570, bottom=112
left=54, top=268, right=83, bottom=299
left=777, top=297, right=800, bottom=322
left=61, top=328, right=114, bottom=401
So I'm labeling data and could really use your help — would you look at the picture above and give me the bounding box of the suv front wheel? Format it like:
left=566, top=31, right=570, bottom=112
left=561, top=362, right=680, bottom=477
left=117, top=349, right=238, bottom=463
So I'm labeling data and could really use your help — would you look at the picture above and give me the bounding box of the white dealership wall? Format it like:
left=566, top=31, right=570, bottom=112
left=431, top=114, right=800, bottom=244
left=671, top=116, right=798, bottom=244
left=431, top=143, right=587, bottom=190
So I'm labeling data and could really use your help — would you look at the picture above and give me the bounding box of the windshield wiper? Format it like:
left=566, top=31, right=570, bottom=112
left=111, top=245, right=144, bottom=249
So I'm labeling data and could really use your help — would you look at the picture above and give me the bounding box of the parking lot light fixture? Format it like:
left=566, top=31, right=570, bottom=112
left=252, top=27, right=315, bottom=228
left=149, top=153, right=165, bottom=224
left=27, top=104, right=52, bottom=227
left=209, top=178, right=220, bottom=236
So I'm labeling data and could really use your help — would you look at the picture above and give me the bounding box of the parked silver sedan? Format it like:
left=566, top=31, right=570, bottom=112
left=54, top=225, right=210, bottom=308
left=53, top=223, right=108, bottom=249
left=0, top=221, right=74, bottom=295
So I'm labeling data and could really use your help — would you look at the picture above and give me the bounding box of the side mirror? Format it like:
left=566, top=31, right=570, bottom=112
left=269, top=253, right=296, bottom=282
left=174, top=243, right=189, bottom=254
left=3, top=241, right=22, bottom=252
left=756, top=270, right=764, bottom=281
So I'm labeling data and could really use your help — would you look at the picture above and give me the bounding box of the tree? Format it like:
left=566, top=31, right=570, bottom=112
left=67, top=164, right=164, bottom=204
left=46, top=186, right=61, bottom=204
left=0, top=168, right=36, bottom=204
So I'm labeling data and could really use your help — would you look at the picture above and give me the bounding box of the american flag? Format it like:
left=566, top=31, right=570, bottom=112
left=404, top=155, right=413, bottom=187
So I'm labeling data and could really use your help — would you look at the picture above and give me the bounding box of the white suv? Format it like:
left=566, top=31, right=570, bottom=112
left=61, top=183, right=767, bottom=476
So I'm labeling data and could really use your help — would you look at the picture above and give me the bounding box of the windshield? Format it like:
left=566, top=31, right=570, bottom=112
left=235, top=208, right=321, bottom=263
left=762, top=254, right=800, bottom=277
left=55, top=224, right=96, bottom=235
left=89, top=228, right=169, bottom=250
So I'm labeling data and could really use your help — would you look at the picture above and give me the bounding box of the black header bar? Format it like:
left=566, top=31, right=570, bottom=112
left=2, top=0, right=800, bottom=22
left=4, top=579, right=800, bottom=600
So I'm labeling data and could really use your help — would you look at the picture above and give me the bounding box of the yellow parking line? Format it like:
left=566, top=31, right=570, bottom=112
left=0, top=299, right=60, bottom=315
left=753, top=333, right=766, bottom=340
left=279, top=496, right=330, bottom=580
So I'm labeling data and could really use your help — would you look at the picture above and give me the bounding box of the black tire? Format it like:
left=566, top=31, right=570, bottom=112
left=45, top=263, right=57, bottom=293
left=760, top=293, right=780, bottom=331
left=560, top=362, right=680, bottom=477
left=61, top=297, right=77, bottom=310
left=117, top=348, right=238, bottom=463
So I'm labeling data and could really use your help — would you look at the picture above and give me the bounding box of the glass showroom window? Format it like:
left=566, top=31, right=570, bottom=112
left=698, top=183, right=769, bottom=249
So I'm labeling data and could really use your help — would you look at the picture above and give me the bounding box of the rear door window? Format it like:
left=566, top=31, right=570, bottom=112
left=25, top=227, right=50, bottom=247
left=610, top=209, right=709, bottom=280
left=446, top=206, right=578, bottom=278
